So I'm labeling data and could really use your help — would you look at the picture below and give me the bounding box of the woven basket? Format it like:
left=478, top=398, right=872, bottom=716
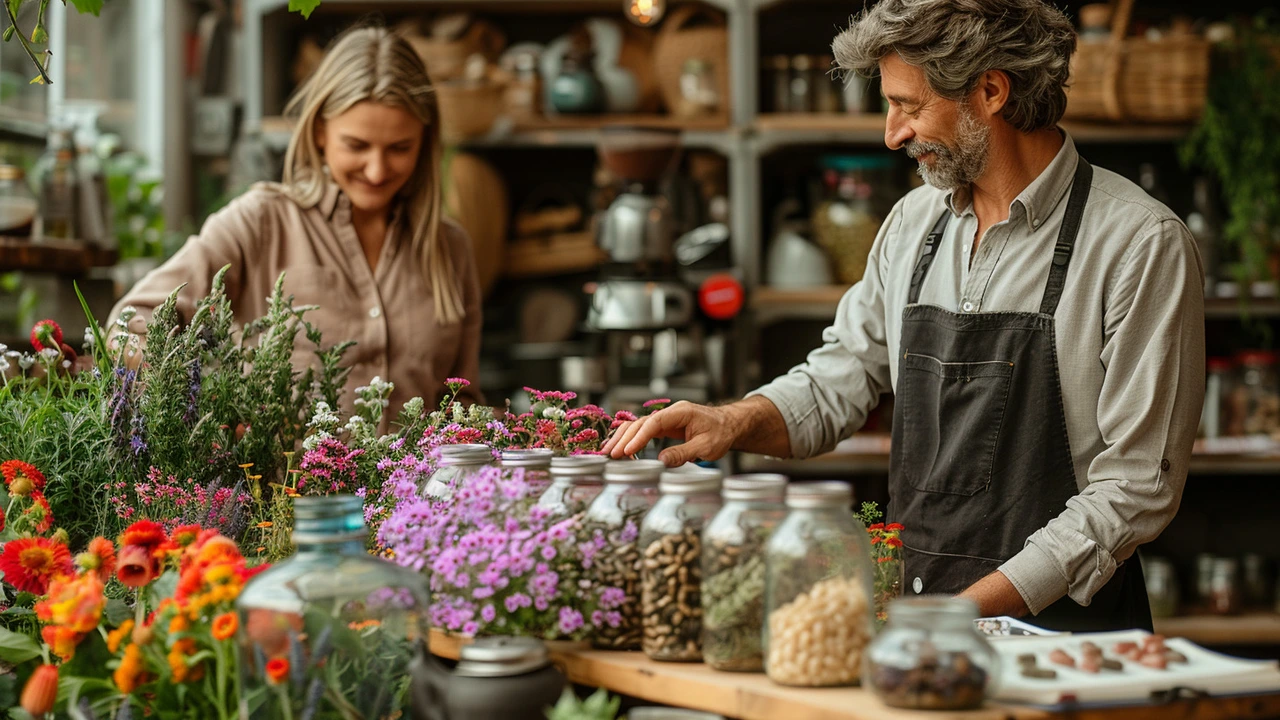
left=1065, top=0, right=1209, bottom=123
left=435, top=80, right=506, bottom=145
left=651, top=5, right=729, bottom=119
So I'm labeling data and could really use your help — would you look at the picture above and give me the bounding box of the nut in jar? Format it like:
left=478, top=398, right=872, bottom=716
left=766, top=576, right=872, bottom=686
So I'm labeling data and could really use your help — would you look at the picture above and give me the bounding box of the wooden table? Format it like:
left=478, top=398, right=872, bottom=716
left=428, top=630, right=1280, bottom=720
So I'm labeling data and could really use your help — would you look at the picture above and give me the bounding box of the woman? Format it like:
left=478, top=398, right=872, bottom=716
left=109, top=26, right=484, bottom=426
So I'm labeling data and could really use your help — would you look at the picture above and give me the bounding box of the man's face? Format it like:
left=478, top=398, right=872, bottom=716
left=879, top=54, right=991, bottom=191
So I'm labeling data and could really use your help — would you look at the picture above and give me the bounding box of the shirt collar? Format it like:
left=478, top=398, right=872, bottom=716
left=943, top=130, right=1079, bottom=230
left=319, top=182, right=407, bottom=229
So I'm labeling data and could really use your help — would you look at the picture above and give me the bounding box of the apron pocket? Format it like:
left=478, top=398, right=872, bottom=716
left=900, top=351, right=1014, bottom=496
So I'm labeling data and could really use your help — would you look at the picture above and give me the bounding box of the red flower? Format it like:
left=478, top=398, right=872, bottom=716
left=885, top=523, right=905, bottom=532
left=41, top=625, right=83, bottom=661
left=886, top=537, right=903, bottom=549
left=117, top=544, right=161, bottom=588
left=170, top=524, right=203, bottom=549
left=29, top=320, right=63, bottom=352
left=2, top=460, right=47, bottom=495
left=870, top=535, right=881, bottom=545
left=20, top=664, right=58, bottom=715
left=0, top=537, right=74, bottom=594
left=25, top=491, right=54, bottom=533
left=77, top=537, right=118, bottom=583
left=867, top=523, right=885, bottom=532
left=120, top=520, right=167, bottom=550
left=265, top=657, right=290, bottom=685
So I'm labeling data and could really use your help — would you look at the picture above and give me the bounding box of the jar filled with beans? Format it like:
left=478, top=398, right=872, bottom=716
left=640, top=465, right=724, bottom=662
left=764, top=482, right=873, bottom=687
left=538, top=455, right=608, bottom=521
left=865, top=596, right=997, bottom=710
left=583, top=459, right=665, bottom=650
left=701, top=474, right=789, bottom=672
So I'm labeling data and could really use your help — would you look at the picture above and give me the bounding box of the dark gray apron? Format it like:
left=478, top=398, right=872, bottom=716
left=887, top=159, right=1152, bottom=633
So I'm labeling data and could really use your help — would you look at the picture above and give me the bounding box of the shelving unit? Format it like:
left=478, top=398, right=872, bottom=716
left=1155, top=614, right=1280, bottom=647
left=0, top=107, right=48, bottom=143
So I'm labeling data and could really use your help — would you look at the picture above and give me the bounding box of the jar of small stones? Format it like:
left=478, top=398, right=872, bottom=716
left=537, top=455, right=608, bottom=521
left=423, top=444, right=497, bottom=499
left=583, top=459, right=665, bottom=650
left=865, top=596, right=997, bottom=710
left=500, top=448, right=555, bottom=490
left=701, top=474, right=789, bottom=672
left=764, top=481, right=873, bottom=687
left=640, top=465, right=724, bottom=662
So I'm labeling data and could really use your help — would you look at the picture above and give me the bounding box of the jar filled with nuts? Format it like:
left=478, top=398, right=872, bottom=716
left=640, top=465, right=724, bottom=662
left=501, top=448, right=555, bottom=489
left=702, top=474, right=789, bottom=672
left=423, top=444, right=497, bottom=499
left=538, top=455, right=608, bottom=521
left=865, top=596, right=997, bottom=710
left=583, top=459, right=665, bottom=650
left=764, top=481, right=873, bottom=687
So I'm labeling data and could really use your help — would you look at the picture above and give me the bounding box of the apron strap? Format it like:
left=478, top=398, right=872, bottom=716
left=1039, top=159, right=1094, bottom=316
left=907, top=210, right=952, bottom=305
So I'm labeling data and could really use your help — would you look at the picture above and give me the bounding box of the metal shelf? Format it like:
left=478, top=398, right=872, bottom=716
left=0, top=107, right=48, bottom=143
left=1155, top=614, right=1280, bottom=646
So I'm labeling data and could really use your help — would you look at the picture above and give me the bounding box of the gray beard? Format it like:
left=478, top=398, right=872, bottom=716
left=905, top=104, right=991, bottom=191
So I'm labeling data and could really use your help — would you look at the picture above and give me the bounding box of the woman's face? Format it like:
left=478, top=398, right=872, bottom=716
left=316, top=101, right=424, bottom=215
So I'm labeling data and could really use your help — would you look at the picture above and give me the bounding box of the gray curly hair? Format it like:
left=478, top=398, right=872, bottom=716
left=832, top=0, right=1077, bottom=133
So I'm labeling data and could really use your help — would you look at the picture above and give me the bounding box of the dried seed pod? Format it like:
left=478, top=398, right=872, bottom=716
left=1021, top=667, right=1058, bottom=680
left=1048, top=649, right=1075, bottom=668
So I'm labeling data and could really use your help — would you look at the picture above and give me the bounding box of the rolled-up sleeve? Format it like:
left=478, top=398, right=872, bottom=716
left=747, top=203, right=902, bottom=459
left=1000, top=218, right=1205, bottom=613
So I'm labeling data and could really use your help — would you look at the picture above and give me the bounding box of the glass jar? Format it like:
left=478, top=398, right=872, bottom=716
left=424, top=443, right=497, bottom=499
left=1210, top=557, right=1242, bottom=615
left=812, top=155, right=893, bottom=286
left=1236, top=351, right=1279, bottom=437
left=583, top=459, right=664, bottom=650
left=865, top=597, right=997, bottom=710
left=788, top=55, right=813, bottom=113
left=0, top=164, right=38, bottom=239
left=1243, top=553, right=1272, bottom=609
left=765, top=55, right=791, bottom=113
left=1203, top=357, right=1237, bottom=439
left=237, top=495, right=428, bottom=718
left=812, top=56, right=840, bottom=114
left=702, top=474, right=788, bottom=672
left=764, top=481, right=873, bottom=687
left=501, top=448, right=554, bottom=489
left=1142, top=556, right=1179, bottom=619
left=677, top=58, right=720, bottom=117
left=640, top=466, right=724, bottom=662
left=538, top=455, right=608, bottom=521
left=38, top=130, right=81, bottom=241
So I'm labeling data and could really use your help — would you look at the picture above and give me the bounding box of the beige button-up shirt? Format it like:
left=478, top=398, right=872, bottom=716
left=751, top=133, right=1205, bottom=615
left=109, top=182, right=484, bottom=428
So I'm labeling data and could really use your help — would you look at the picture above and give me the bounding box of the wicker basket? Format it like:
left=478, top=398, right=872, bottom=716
left=1065, top=0, right=1209, bottom=123
left=435, top=80, right=506, bottom=145
left=651, top=5, right=729, bottom=119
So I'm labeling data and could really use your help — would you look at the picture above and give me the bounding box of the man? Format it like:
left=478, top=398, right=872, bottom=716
left=603, top=0, right=1204, bottom=632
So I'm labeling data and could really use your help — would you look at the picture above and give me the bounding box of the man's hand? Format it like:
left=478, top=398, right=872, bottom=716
left=957, top=570, right=1031, bottom=618
left=602, top=401, right=739, bottom=466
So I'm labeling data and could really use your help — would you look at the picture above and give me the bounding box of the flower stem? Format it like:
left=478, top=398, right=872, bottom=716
left=2, top=0, right=51, bottom=85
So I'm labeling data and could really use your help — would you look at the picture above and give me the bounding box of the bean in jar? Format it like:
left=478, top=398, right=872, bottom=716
left=764, top=482, right=873, bottom=687
left=701, top=474, right=788, bottom=672
left=865, top=596, right=997, bottom=710
left=640, top=467, right=723, bottom=662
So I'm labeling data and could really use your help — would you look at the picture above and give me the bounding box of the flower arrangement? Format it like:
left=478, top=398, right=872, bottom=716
left=858, top=502, right=904, bottom=628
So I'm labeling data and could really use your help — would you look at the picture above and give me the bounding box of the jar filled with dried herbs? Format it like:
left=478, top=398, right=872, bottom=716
left=538, top=455, right=608, bottom=521
left=583, top=459, right=665, bottom=650
left=701, top=474, right=788, bottom=672
left=640, top=465, right=724, bottom=662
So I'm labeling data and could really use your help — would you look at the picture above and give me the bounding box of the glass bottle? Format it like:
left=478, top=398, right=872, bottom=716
left=1209, top=557, right=1241, bottom=616
left=1242, top=553, right=1271, bottom=610
left=500, top=448, right=554, bottom=489
left=640, top=466, right=724, bottom=662
left=764, top=481, right=873, bottom=687
left=237, top=495, right=428, bottom=719
left=424, top=444, right=497, bottom=499
left=812, top=156, right=889, bottom=286
left=767, top=55, right=792, bottom=113
left=38, top=130, right=80, bottom=241
left=1236, top=351, right=1280, bottom=437
left=701, top=474, right=788, bottom=672
left=788, top=55, right=813, bottom=113
left=677, top=58, right=720, bottom=118
left=813, top=55, right=840, bottom=114
left=865, top=597, right=998, bottom=710
left=538, top=455, right=608, bottom=521
left=0, top=164, right=38, bottom=239
left=583, top=459, right=664, bottom=650
left=1142, top=556, right=1179, bottom=619
left=1202, top=357, right=1236, bottom=439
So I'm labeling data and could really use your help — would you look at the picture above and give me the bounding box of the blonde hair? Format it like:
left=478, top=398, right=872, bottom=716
left=281, top=26, right=463, bottom=324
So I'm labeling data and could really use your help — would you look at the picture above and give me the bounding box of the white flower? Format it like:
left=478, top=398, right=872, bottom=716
left=18, top=354, right=35, bottom=370
left=0, top=356, right=9, bottom=373
left=303, top=430, right=332, bottom=451
left=308, top=401, right=340, bottom=429
left=344, top=416, right=366, bottom=434
left=0, top=343, right=7, bottom=354
left=39, top=348, right=60, bottom=363
left=82, top=327, right=96, bottom=348
left=62, top=360, right=72, bottom=369
left=542, top=407, right=567, bottom=421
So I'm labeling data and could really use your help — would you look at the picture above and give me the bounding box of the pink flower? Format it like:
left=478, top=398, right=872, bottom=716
left=558, top=607, right=584, bottom=635
left=445, top=378, right=471, bottom=388
left=643, top=398, right=671, bottom=408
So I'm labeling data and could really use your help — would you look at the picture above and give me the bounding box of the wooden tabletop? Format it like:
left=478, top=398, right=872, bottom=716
left=427, top=630, right=1280, bottom=720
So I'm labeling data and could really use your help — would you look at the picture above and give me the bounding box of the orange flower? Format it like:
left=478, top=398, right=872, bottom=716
left=212, top=612, right=239, bottom=641
left=170, top=524, right=203, bottom=548
left=76, top=537, right=118, bottom=583
left=1, top=460, right=46, bottom=495
left=35, top=573, right=105, bottom=634
left=168, top=614, right=190, bottom=635
left=25, top=490, right=54, bottom=533
left=265, top=657, right=290, bottom=685
left=117, top=543, right=160, bottom=588
left=867, top=523, right=885, bottom=532
left=20, top=664, right=58, bottom=715
left=114, top=643, right=147, bottom=694
left=120, top=519, right=167, bottom=548
left=168, top=638, right=197, bottom=682
left=107, top=620, right=135, bottom=653
left=886, top=536, right=903, bottom=549
left=0, top=537, right=73, bottom=594
left=885, top=523, right=905, bottom=532
left=41, top=625, right=83, bottom=661
left=870, top=535, right=881, bottom=545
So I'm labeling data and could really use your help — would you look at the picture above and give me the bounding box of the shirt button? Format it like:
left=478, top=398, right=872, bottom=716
left=1161, top=459, right=1171, bottom=472
left=369, top=307, right=382, bottom=319
left=913, top=577, right=923, bottom=594
left=962, top=301, right=974, bottom=313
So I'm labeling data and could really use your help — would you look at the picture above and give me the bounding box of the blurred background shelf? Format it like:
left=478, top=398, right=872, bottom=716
left=1155, top=614, right=1280, bottom=646
left=0, top=107, right=48, bottom=143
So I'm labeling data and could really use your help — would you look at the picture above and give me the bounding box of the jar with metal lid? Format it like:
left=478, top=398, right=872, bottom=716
left=1210, top=557, right=1242, bottom=615
left=1236, top=351, right=1279, bottom=437
left=640, top=465, right=724, bottom=661
left=0, top=164, right=38, bottom=239
left=1194, top=553, right=1218, bottom=609
left=423, top=444, right=497, bottom=499
left=865, top=596, right=997, bottom=710
left=409, top=636, right=568, bottom=720
left=1142, top=555, right=1179, bottom=619
left=1203, top=357, right=1238, bottom=438
left=702, top=474, right=788, bottom=672
left=501, top=448, right=554, bottom=488
left=764, top=481, right=873, bottom=687
left=538, top=455, right=608, bottom=520
left=583, top=459, right=665, bottom=650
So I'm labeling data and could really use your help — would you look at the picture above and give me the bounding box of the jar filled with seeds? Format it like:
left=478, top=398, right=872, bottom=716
left=501, top=448, right=555, bottom=490
left=423, top=444, right=497, bottom=499
left=702, top=474, right=788, bottom=672
left=865, top=596, right=997, bottom=710
left=538, top=455, right=608, bottom=521
left=764, top=482, right=873, bottom=687
left=583, top=459, right=665, bottom=650
left=640, top=466, right=724, bottom=662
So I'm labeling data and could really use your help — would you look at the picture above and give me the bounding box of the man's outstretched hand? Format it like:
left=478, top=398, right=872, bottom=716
left=602, top=401, right=738, bottom=467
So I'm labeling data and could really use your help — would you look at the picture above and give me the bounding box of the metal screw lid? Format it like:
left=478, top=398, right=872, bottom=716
left=550, top=455, right=609, bottom=481
left=291, top=495, right=366, bottom=544
left=659, top=464, right=723, bottom=494
left=437, top=444, right=494, bottom=466
left=603, top=459, right=665, bottom=484
left=784, top=481, right=853, bottom=509
left=455, top=636, right=552, bottom=678
left=722, top=474, right=788, bottom=502
left=500, top=448, right=554, bottom=469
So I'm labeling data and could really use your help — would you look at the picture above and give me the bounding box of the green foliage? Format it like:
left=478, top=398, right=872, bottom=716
left=0, top=625, right=42, bottom=665
left=546, top=688, right=625, bottom=720
left=856, top=501, right=883, bottom=529
left=1181, top=19, right=1280, bottom=284
left=289, top=0, right=323, bottom=19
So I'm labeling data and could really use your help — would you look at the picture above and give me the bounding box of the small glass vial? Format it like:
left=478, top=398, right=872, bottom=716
left=640, top=465, right=724, bottom=662
left=866, top=597, right=997, bottom=710
left=423, top=443, right=496, bottom=499
left=538, top=455, right=608, bottom=520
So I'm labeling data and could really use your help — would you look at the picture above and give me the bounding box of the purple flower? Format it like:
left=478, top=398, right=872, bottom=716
left=618, top=521, right=638, bottom=544
left=540, top=546, right=557, bottom=561
left=604, top=611, right=622, bottom=628
left=473, top=586, right=495, bottom=599
left=591, top=610, right=605, bottom=628
left=534, top=597, right=549, bottom=612
left=599, top=587, right=627, bottom=610
left=481, top=604, right=497, bottom=623
left=462, top=621, right=479, bottom=636
left=558, top=608, right=584, bottom=635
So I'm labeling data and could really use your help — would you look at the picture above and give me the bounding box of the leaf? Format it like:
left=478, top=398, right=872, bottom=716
left=66, top=0, right=102, bottom=15
left=0, top=607, right=35, bottom=617
left=104, top=598, right=132, bottom=626
left=5, top=1, right=21, bottom=22
left=28, top=74, right=44, bottom=85
left=2, top=25, right=14, bottom=42
left=0, top=673, right=14, bottom=713
left=0, top=625, right=42, bottom=664
left=288, top=0, right=321, bottom=19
